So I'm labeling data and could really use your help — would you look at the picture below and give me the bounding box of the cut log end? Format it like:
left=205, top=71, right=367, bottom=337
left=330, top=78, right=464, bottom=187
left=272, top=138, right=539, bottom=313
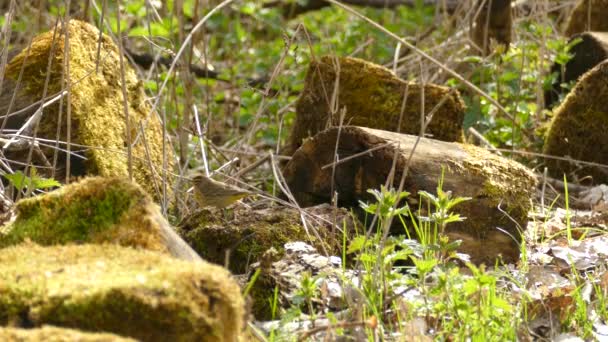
left=284, top=126, right=537, bottom=264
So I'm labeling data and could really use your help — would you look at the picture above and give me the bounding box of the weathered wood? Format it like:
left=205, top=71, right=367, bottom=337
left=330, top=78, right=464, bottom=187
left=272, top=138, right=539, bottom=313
left=545, top=32, right=608, bottom=109
left=152, top=208, right=204, bottom=262
left=471, top=0, right=512, bottom=55
left=564, top=0, right=608, bottom=37
left=283, top=126, right=537, bottom=264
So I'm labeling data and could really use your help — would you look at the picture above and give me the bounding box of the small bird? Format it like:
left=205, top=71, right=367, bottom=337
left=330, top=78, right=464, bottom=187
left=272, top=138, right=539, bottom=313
left=191, top=172, right=250, bottom=209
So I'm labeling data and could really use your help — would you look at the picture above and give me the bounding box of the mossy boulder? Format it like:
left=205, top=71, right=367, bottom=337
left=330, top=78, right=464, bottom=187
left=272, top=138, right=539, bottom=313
left=178, top=204, right=358, bottom=274
left=544, top=59, right=608, bottom=184
left=0, top=326, right=135, bottom=341
left=3, top=20, right=170, bottom=198
left=0, top=243, right=243, bottom=341
left=564, top=0, right=608, bottom=36
left=288, top=55, right=465, bottom=154
left=0, top=177, right=167, bottom=253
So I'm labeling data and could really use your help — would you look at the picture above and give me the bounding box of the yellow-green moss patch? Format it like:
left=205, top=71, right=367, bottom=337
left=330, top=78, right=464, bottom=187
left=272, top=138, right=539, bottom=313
left=0, top=243, right=243, bottom=341
left=0, top=177, right=166, bottom=252
left=461, top=143, right=537, bottom=234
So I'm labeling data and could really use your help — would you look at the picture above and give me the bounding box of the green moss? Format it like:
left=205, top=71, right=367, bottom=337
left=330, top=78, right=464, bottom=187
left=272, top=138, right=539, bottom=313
left=0, top=243, right=243, bottom=341
left=0, top=326, right=135, bottom=341
left=248, top=273, right=277, bottom=320
left=5, top=20, right=170, bottom=198
left=0, top=177, right=167, bottom=253
left=179, top=207, right=343, bottom=274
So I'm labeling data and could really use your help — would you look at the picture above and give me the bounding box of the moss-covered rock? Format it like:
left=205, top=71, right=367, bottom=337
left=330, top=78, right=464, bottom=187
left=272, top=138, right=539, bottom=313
left=288, top=55, right=465, bottom=154
left=178, top=204, right=358, bottom=274
left=544, top=59, right=608, bottom=184
left=0, top=177, right=166, bottom=252
left=0, top=243, right=243, bottom=341
left=4, top=20, right=170, bottom=198
left=0, top=326, right=135, bottom=341
left=564, top=0, right=608, bottom=37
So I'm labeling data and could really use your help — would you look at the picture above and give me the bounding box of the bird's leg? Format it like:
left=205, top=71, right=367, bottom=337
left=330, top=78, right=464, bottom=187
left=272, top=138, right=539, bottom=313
left=221, top=207, right=236, bottom=222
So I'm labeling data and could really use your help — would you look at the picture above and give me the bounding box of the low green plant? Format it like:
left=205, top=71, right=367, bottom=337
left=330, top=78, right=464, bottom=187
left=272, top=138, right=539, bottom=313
left=563, top=265, right=594, bottom=339
left=292, top=271, right=319, bottom=318
left=3, top=169, right=61, bottom=194
left=461, top=23, right=578, bottom=156
left=431, top=264, right=518, bottom=340
left=352, top=172, right=534, bottom=339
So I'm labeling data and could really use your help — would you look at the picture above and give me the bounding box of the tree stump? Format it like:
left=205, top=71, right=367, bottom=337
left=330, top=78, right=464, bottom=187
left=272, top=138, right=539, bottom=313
left=545, top=32, right=608, bottom=109
left=471, top=0, right=512, bottom=56
left=288, top=56, right=465, bottom=154
left=564, top=0, right=608, bottom=37
left=283, top=126, right=537, bottom=264
left=544, top=59, right=608, bottom=184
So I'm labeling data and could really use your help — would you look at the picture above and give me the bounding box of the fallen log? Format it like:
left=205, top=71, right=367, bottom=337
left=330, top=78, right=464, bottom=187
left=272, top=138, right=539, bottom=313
left=283, top=126, right=537, bottom=264
left=1, top=176, right=203, bottom=263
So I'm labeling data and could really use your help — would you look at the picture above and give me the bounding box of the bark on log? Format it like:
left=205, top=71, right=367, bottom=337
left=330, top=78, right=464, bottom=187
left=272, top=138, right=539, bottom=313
left=471, top=0, right=512, bottom=56
left=283, top=126, right=537, bottom=264
left=545, top=32, right=608, bottom=109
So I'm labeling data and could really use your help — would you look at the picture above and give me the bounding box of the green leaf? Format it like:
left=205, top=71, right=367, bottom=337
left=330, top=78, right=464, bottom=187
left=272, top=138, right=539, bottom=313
left=412, top=257, right=437, bottom=275
left=4, top=171, right=60, bottom=191
left=347, top=236, right=367, bottom=254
